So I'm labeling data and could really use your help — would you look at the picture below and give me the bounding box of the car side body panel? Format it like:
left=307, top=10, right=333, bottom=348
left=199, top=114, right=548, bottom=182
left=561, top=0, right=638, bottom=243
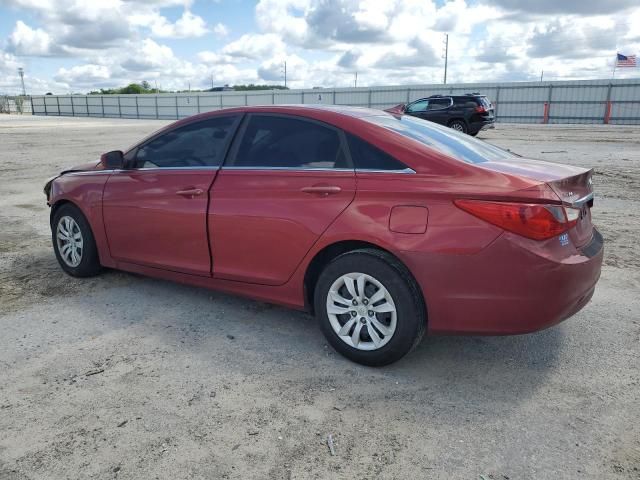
left=49, top=171, right=114, bottom=268
left=209, top=168, right=356, bottom=285
left=102, top=168, right=218, bottom=276
left=45, top=105, right=602, bottom=339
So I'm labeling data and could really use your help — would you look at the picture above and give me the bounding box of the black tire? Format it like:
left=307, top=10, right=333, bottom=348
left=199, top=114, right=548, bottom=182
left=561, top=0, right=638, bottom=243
left=448, top=119, right=467, bottom=134
left=469, top=130, right=479, bottom=137
left=51, top=203, right=102, bottom=277
left=314, top=248, right=426, bottom=366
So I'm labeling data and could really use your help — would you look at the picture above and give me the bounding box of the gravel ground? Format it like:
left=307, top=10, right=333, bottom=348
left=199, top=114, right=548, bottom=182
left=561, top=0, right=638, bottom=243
left=0, top=115, right=639, bottom=480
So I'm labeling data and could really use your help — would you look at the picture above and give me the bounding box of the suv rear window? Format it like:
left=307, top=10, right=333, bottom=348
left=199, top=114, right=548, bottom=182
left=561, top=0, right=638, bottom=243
left=365, top=114, right=513, bottom=165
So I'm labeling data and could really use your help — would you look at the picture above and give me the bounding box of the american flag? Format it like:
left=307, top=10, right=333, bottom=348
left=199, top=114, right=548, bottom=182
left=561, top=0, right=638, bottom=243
left=616, top=53, right=637, bottom=67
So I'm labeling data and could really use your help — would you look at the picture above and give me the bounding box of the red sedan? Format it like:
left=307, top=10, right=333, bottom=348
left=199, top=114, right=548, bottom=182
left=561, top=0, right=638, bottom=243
left=44, top=105, right=603, bottom=365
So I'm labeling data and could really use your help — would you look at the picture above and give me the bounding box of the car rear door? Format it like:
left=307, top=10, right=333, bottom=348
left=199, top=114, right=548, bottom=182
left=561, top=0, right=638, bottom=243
left=102, top=115, right=240, bottom=276
left=209, top=113, right=356, bottom=286
left=420, top=97, right=453, bottom=125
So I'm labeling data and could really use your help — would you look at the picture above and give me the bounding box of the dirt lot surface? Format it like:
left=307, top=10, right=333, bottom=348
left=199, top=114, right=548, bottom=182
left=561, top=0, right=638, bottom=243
left=1, top=115, right=639, bottom=480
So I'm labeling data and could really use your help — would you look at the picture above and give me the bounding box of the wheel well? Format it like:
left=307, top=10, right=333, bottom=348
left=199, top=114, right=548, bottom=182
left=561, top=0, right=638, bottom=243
left=303, top=240, right=424, bottom=316
left=447, top=118, right=467, bottom=126
left=49, top=199, right=74, bottom=226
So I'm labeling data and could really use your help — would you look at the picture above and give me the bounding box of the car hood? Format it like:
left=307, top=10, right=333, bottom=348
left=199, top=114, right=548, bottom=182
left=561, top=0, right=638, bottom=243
left=60, top=160, right=103, bottom=175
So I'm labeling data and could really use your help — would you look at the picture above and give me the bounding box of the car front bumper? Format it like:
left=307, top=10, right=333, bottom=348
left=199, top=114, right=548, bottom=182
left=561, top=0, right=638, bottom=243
left=401, top=228, right=604, bottom=335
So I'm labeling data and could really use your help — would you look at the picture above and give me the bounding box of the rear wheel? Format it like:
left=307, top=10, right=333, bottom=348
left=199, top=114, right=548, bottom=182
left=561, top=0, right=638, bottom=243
left=314, top=249, right=426, bottom=366
left=52, top=204, right=102, bottom=277
left=448, top=119, right=467, bottom=134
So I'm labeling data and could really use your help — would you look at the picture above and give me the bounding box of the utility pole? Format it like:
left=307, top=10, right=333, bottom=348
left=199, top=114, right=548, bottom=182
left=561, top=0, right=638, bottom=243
left=354, top=71, right=358, bottom=88
left=443, top=34, right=449, bottom=84
left=283, top=61, right=287, bottom=88
left=211, top=74, right=214, bottom=90
left=18, top=67, right=26, bottom=96
left=155, top=80, right=159, bottom=93
left=540, top=70, right=544, bottom=82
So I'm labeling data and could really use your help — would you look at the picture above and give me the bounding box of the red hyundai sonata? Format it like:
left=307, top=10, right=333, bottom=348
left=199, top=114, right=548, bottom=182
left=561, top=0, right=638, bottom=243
left=44, top=105, right=603, bottom=365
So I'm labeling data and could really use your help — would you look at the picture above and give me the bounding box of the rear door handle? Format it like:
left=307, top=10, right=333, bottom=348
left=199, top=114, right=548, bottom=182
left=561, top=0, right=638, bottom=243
left=300, top=185, right=342, bottom=196
left=176, top=188, right=204, bottom=198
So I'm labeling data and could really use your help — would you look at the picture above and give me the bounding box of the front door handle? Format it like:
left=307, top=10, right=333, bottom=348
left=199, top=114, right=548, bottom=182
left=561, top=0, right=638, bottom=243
left=176, top=188, right=204, bottom=198
left=300, top=185, right=342, bottom=196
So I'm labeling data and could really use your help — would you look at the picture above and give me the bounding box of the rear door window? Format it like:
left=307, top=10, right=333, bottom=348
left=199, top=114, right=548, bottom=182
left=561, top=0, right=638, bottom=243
left=228, top=114, right=350, bottom=169
left=427, top=98, right=451, bottom=110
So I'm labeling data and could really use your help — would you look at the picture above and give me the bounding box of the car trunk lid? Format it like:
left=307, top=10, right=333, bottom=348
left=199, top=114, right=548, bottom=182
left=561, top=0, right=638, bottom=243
left=478, top=158, right=594, bottom=247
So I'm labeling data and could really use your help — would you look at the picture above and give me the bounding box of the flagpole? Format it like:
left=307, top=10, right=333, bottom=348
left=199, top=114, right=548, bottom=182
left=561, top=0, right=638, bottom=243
left=612, top=53, right=617, bottom=79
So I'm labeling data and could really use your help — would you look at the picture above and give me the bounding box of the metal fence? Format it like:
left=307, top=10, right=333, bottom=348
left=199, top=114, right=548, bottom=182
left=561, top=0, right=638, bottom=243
left=1, top=96, right=33, bottom=114
left=27, top=79, right=640, bottom=125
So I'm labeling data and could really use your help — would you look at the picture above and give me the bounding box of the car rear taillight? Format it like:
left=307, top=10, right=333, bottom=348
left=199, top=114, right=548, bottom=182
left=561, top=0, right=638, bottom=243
left=454, top=200, right=578, bottom=240
left=475, top=105, right=487, bottom=113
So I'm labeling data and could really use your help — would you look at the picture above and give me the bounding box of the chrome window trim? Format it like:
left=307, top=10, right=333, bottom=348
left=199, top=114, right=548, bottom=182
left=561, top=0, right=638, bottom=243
left=221, top=166, right=355, bottom=172
left=220, top=166, right=416, bottom=174
left=65, top=166, right=416, bottom=175
left=356, top=167, right=416, bottom=174
left=65, top=170, right=116, bottom=176
left=127, top=166, right=220, bottom=172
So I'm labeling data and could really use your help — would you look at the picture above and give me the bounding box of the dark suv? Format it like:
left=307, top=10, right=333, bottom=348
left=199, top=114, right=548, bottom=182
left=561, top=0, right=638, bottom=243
left=393, top=94, right=495, bottom=136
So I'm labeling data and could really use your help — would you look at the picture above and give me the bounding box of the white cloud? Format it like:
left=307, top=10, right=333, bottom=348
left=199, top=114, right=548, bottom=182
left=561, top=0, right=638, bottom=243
left=222, top=33, right=286, bottom=60
left=2, top=0, right=640, bottom=93
left=7, top=21, right=53, bottom=56
left=213, top=22, right=229, bottom=37
left=130, top=10, right=208, bottom=38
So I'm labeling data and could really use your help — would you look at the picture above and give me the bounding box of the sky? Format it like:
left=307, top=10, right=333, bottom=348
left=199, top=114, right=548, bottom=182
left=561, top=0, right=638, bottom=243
left=0, top=0, right=639, bottom=94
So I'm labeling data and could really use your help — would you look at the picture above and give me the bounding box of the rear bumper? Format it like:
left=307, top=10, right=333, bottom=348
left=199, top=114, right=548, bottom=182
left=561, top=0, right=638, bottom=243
left=469, top=119, right=495, bottom=134
left=401, top=228, right=603, bottom=335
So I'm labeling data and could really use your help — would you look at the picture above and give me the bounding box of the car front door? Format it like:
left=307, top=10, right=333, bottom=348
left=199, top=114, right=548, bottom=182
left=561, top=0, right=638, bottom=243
left=209, top=113, right=356, bottom=286
left=102, top=115, right=240, bottom=276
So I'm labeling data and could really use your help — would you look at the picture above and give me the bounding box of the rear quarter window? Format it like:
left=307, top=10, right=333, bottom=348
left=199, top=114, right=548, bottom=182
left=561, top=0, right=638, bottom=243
left=347, top=134, right=408, bottom=171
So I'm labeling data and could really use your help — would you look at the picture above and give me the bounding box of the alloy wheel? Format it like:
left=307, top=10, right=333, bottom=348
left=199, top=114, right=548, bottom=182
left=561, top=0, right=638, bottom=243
left=326, top=272, right=397, bottom=351
left=56, top=216, right=83, bottom=267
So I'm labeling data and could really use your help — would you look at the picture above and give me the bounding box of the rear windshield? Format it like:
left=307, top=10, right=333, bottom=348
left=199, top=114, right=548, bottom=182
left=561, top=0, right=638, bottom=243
left=478, top=96, right=491, bottom=108
left=364, top=114, right=513, bottom=164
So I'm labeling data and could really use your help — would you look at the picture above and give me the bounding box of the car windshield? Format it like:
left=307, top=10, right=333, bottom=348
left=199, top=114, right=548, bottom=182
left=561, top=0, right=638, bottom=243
left=364, top=114, right=514, bottom=164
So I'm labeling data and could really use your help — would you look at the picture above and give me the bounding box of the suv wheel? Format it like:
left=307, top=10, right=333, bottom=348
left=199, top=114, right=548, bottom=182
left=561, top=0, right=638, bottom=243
left=314, top=249, right=426, bottom=366
left=448, top=119, right=467, bottom=133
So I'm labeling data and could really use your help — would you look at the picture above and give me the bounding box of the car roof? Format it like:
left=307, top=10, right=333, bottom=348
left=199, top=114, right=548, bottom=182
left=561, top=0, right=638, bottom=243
left=212, top=104, right=386, bottom=118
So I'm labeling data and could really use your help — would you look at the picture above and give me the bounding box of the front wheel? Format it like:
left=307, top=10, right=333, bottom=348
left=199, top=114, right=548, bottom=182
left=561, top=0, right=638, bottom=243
left=314, top=249, right=426, bottom=366
left=52, top=203, right=102, bottom=277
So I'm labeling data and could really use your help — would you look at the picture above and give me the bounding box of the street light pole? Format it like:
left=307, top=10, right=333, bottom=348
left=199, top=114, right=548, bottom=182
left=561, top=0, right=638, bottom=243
left=443, top=34, right=449, bottom=85
left=284, top=61, right=287, bottom=88
left=18, top=67, right=26, bottom=96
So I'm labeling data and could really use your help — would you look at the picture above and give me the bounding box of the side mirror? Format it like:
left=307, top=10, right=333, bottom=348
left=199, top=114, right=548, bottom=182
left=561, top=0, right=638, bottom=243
left=100, top=150, right=124, bottom=169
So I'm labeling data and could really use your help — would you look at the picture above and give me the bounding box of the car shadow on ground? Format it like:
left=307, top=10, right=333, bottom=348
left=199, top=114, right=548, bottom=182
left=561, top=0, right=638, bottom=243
left=4, top=249, right=566, bottom=409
